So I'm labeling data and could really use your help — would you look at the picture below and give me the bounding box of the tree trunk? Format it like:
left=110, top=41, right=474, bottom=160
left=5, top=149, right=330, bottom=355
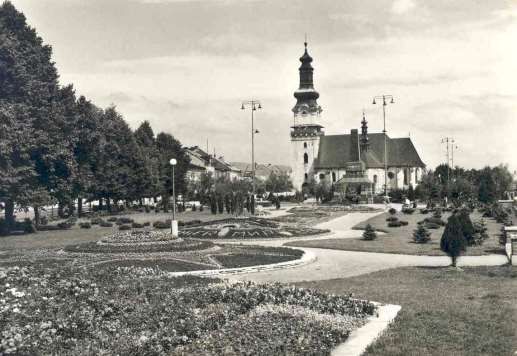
left=139, top=198, right=143, bottom=207
left=4, top=199, right=15, bottom=231
left=98, top=198, right=103, bottom=211
left=106, top=198, right=112, bottom=213
left=33, top=206, right=40, bottom=226
left=451, top=255, right=457, bottom=267
left=77, top=197, right=82, bottom=217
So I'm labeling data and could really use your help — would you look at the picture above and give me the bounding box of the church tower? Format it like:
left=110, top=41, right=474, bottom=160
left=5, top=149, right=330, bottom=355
left=290, top=41, right=324, bottom=191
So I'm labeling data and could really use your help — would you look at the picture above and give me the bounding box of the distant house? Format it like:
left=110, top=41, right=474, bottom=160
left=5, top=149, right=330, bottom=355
left=230, top=162, right=292, bottom=181
left=185, top=146, right=241, bottom=181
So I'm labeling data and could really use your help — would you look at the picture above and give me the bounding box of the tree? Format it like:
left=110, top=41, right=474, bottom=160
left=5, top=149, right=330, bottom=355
left=477, top=167, right=497, bottom=203
left=456, top=209, right=475, bottom=245
left=134, top=121, right=160, bottom=202
left=362, top=224, right=377, bottom=240
left=265, top=171, right=293, bottom=194
left=413, top=224, right=431, bottom=244
left=440, top=214, right=467, bottom=266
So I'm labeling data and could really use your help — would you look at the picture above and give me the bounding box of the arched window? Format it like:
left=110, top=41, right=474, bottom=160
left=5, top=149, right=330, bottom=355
left=332, top=172, right=336, bottom=182
left=403, top=169, right=408, bottom=185
left=304, top=173, right=308, bottom=180
left=373, top=175, right=378, bottom=183
left=303, top=153, right=309, bottom=164
left=319, top=173, right=325, bottom=180
left=303, top=142, right=307, bottom=148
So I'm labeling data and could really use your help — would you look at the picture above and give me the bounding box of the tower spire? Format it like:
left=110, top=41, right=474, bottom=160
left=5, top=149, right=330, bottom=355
left=360, top=111, right=370, bottom=152
left=292, top=40, right=322, bottom=116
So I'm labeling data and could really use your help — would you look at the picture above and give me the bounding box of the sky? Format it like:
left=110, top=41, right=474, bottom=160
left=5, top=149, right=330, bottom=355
left=9, top=0, right=517, bottom=171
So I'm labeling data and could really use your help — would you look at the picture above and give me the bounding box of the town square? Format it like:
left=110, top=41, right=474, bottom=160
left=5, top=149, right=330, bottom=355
left=1, top=0, right=516, bottom=355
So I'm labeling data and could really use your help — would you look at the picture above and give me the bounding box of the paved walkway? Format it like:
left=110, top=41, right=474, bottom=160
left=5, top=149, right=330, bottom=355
left=225, top=211, right=508, bottom=283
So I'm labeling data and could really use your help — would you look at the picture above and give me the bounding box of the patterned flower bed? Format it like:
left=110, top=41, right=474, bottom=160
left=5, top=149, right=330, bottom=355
left=64, top=238, right=213, bottom=253
left=0, top=265, right=375, bottom=355
left=100, top=230, right=174, bottom=244
left=180, top=217, right=329, bottom=239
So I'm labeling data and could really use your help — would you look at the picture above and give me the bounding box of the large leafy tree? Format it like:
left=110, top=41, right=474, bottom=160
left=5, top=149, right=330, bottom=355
left=134, top=121, right=160, bottom=202
left=0, top=1, right=75, bottom=226
left=155, top=132, right=190, bottom=211
left=265, top=171, right=293, bottom=193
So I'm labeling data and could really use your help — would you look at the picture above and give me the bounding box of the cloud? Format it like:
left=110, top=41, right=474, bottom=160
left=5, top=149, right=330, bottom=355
left=391, top=0, right=416, bottom=14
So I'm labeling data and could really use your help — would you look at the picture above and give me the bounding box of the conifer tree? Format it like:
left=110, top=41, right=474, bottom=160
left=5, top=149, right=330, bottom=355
left=440, top=214, right=467, bottom=266
left=362, top=224, right=377, bottom=241
left=413, top=224, right=431, bottom=243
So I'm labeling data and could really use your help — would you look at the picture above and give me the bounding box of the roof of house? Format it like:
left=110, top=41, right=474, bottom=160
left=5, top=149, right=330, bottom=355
left=315, top=132, right=425, bottom=169
left=230, top=162, right=292, bottom=177
left=186, top=146, right=231, bottom=172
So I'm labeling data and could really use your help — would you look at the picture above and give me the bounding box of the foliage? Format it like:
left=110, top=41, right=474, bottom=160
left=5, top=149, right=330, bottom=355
left=388, top=221, right=402, bottom=228
left=456, top=209, right=475, bottom=245
left=413, top=224, right=431, bottom=243
left=388, top=208, right=397, bottom=215
left=440, top=214, right=467, bottom=266
left=362, top=224, right=377, bottom=240
left=472, top=218, right=489, bottom=246
left=264, top=171, right=293, bottom=193
left=402, top=208, right=415, bottom=214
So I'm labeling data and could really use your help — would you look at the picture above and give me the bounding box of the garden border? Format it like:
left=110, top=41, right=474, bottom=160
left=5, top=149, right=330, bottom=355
left=331, top=302, right=402, bottom=356
left=166, top=248, right=316, bottom=277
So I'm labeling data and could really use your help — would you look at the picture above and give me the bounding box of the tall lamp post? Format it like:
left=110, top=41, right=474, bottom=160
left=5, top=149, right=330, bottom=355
left=169, top=158, right=178, bottom=237
left=372, top=94, right=395, bottom=202
left=241, top=100, right=262, bottom=197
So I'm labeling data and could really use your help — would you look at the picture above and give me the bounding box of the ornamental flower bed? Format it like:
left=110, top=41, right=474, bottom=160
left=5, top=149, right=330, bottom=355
left=100, top=230, right=174, bottom=244
left=0, top=265, right=375, bottom=355
left=180, top=218, right=329, bottom=240
left=64, top=238, right=213, bottom=254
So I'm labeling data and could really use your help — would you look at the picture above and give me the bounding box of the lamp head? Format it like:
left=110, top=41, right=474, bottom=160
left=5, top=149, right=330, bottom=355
left=241, top=104, right=245, bottom=110
left=258, top=103, right=262, bottom=109
left=372, top=98, right=376, bottom=105
left=169, top=158, right=177, bottom=166
left=390, top=97, right=395, bottom=104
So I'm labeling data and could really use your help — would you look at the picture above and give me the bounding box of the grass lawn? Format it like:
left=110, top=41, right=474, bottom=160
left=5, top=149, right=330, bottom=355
left=297, top=265, right=517, bottom=356
left=0, top=210, right=234, bottom=250
left=288, top=210, right=504, bottom=256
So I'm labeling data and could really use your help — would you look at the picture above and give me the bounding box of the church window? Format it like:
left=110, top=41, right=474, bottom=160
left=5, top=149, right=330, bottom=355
left=403, top=169, right=408, bottom=185
left=319, top=173, right=325, bottom=180
left=332, top=172, right=336, bottom=182
left=303, top=153, right=309, bottom=164
left=303, top=142, right=307, bottom=148
left=373, top=175, right=378, bottom=183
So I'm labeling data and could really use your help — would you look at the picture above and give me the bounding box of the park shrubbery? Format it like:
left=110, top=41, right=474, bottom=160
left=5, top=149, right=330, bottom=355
left=413, top=224, right=431, bottom=243
left=362, top=224, right=377, bottom=240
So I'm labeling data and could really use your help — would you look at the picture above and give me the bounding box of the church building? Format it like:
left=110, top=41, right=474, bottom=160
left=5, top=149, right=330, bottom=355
left=290, top=42, right=426, bottom=197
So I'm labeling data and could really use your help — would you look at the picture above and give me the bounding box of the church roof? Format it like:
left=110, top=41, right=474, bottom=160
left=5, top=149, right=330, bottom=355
left=315, top=132, right=425, bottom=169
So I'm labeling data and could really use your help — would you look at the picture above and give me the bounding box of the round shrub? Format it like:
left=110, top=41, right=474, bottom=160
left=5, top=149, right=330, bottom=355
left=153, top=221, right=170, bottom=229
left=142, top=221, right=151, bottom=227
left=425, top=217, right=446, bottom=226
left=388, top=208, right=397, bottom=215
left=99, top=221, right=113, bottom=228
left=425, top=222, right=440, bottom=229
left=399, top=220, right=409, bottom=226
left=413, top=224, right=431, bottom=243
left=118, top=224, right=131, bottom=231
left=90, top=217, right=105, bottom=225
left=131, top=222, right=144, bottom=229
left=386, top=216, right=399, bottom=222
left=402, top=208, right=415, bottom=215
left=107, top=217, right=118, bottom=222
left=388, top=221, right=402, bottom=228
left=117, top=217, right=134, bottom=225
left=79, top=222, right=91, bottom=229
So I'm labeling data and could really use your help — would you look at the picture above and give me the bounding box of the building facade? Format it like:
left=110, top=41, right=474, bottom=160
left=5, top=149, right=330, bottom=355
left=290, top=42, right=426, bottom=195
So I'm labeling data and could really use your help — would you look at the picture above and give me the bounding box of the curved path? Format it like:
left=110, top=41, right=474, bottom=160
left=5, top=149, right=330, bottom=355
left=224, top=211, right=508, bottom=283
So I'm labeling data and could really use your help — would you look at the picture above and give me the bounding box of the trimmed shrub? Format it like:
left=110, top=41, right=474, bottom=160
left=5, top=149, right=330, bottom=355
left=362, top=224, right=377, bottom=240
left=420, top=208, right=430, bottom=214
left=440, top=214, right=467, bottom=266
left=117, top=217, right=134, bottom=225
left=413, top=224, right=431, bottom=243
left=57, top=222, right=73, bottom=229
left=107, top=217, right=118, bottom=222
left=472, top=218, right=489, bottom=245
left=388, top=208, right=397, bottom=215
left=142, top=221, right=151, bottom=227
left=386, top=216, right=399, bottom=222
left=399, top=220, right=409, bottom=226
left=131, top=222, right=144, bottom=229
left=90, top=217, right=105, bottom=225
left=99, top=221, right=113, bottom=228
left=118, top=224, right=131, bottom=231
left=153, top=221, right=170, bottom=229
left=388, top=221, right=402, bottom=228
left=425, top=217, right=446, bottom=226
left=456, top=209, right=475, bottom=245
left=402, top=208, right=415, bottom=215
left=432, top=208, right=442, bottom=219
left=79, top=222, right=91, bottom=229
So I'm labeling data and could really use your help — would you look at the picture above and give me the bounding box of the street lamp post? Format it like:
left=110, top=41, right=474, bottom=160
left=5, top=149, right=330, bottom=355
left=372, top=95, right=395, bottom=202
left=241, top=100, right=262, bottom=198
left=169, top=158, right=178, bottom=237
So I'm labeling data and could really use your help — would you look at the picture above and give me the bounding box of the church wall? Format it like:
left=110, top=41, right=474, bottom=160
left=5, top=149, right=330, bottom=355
left=291, top=134, right=321, bottom=191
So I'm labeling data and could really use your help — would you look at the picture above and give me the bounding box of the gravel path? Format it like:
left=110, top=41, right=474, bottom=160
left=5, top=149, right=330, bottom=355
left=226, top=211, right=508, bottom=283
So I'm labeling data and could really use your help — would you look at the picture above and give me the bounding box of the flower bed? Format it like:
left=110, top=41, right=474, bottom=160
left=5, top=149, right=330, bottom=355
left=180, top=218, right=329, bottom=239
left=64, top=238, right=213, bottom=254
left=100, top=230, right=174, bottom=244
left=213, top=246, right=304, bottom=268
left=0, top=265, right=375, bottom=355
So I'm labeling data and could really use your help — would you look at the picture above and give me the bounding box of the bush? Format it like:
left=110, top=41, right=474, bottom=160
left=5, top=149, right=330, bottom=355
left=440, top=214, right=467, bottom=266
left=107, top=216, right=118, bottom=222
left=199, top=205, right=204, bottom=212
left=153, top=221, right=170, bottom=229
left=388, top=208, right=397, bottom=215
left=118, top=224, right=131, bottom=231
left=57, top=222, right=73, bottom=229
left=362, top=224, right=377, bottom=240
left=399, top=220, right=409, bottom=226
left=472, top=219, right=489, bottom=245
left=79, top=222, right=92, bottom=229
left=90, top=217, right=105, bottom=225
left=456, top=209, right=475, bottom=245
left=402, top=208, right=415, bottom=215
left=192, top=204, right=197, bottom=212
left=99, top=221, right=113, bottom=228
left=117, top=217, right=134, bottom=225
left=413, top=224, right=431, bottom=243
left=131, top=222, right=144, bottom=228
left=22, top=218, right=37, bottom=233
left=386, top=216, right=399, bottom=222
left=143, top=221, right=151, bottom=227
left=388, top=221, right=402, bottom=228
left=432, top=208, right=442, bottom=219
left=420, top=208, right=430, bottom=214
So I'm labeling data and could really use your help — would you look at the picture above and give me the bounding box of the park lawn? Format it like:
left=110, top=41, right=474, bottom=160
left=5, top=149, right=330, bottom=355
left=297, top=265, right=517, bottom=356
left=0, top=210, right=234, bottom=250
left=287, top=210, right=504, bottom=256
